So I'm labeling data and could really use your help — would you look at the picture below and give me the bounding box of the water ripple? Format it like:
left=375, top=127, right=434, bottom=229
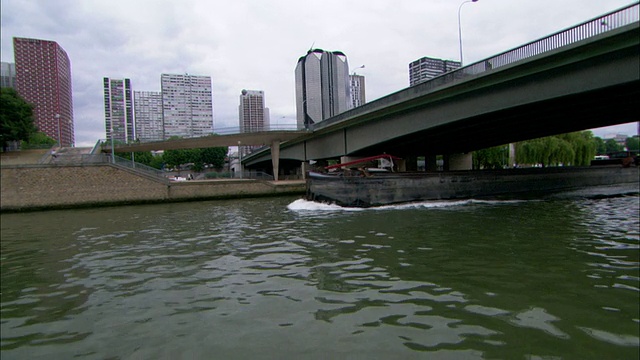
left=1, top=196, right=638, bottom=359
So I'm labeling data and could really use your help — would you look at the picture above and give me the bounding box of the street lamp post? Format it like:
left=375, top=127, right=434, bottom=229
left=238, top=141, right=242, bottom=179
left=350, top=65, right=365, bottom=75
left=55, top=114, right=61, bottom=147
left=458, top=0, right=478, bottom=65
left=110, top=125, right=115, bottom=164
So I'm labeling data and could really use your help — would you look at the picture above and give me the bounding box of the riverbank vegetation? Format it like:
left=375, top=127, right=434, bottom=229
left=117, top=146, right=228, bottom=172
left=473, top=131, right=639, bottom=169
left=0, top=88, right=37, bottom=152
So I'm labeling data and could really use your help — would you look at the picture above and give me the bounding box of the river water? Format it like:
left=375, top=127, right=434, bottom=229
left=1, top=191, right=639, bottom=359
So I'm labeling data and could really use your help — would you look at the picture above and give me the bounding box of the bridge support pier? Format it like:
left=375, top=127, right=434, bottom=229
left=508, top=143, right=516, bottom=168
left=444, top=153, right=473, bottom=171
left=340, top=156, right=360, bottom=165
left=405, top=156, right=418, bottom=171
left=271, top=140, right=280, bottom=181
left=425, top=155, right=438, bottom=171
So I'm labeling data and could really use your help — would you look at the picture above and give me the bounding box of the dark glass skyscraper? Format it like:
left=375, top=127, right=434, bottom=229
left=295, top=49, right=351, bottom=129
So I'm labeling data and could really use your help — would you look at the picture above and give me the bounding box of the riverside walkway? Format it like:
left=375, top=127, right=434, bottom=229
left=1, top=148, right=305, bottom=212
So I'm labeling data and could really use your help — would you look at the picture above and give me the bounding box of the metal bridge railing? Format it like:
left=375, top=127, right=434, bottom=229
left=48, top=154, right=111, bottom=165
left=91, top=139, right=104, bottom=155
left=111, top=155, right=167, bottom=179
left=454, top=3, right=639, bottom=78
left=313, top=3, right=639, bottom=131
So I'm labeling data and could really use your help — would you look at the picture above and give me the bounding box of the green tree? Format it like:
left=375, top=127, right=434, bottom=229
left=515, top=134, right=578, bottom=167
left=557, top=131, right=595, bottom=166
left=118, top=151, right=155, bottom=166
left=200, top=147, right=227, bottom=169
left=473, top=145, right=508, bottom=169
left=21, top=131, right=56, bottom=149
left=162, top=148, right=191, bottom=168
left=594, top=137, right=607, bottom=155
left=605, top=138, right=623, bottom=154
left=161, top=146, right=227, bottom=171
left=149, top=154, right=165, bottom=169
left=625, top=136, right=639, bottom=152
left=0, top=88, right=37, bottom=151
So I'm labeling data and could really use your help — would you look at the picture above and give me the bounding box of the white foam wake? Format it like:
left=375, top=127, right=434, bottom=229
left=286, top=199, right=365, bottom=211
left=287, top=198, right=525, bottom=212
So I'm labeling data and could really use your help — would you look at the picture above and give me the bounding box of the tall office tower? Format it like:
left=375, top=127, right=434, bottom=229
left=295, top=49, right=351, bottom=129
left=13, top=37, right=74, bottom=146
left=238, top=89, right=270, bottom=156
left=409, top=56, right=461, bottom=86
left=103, top=78, right=134, bottom=143
left=134, top=91, right=164, bottom=142
left=161, top=73, right=213, bottom=139
left=239, top=89, right=269, bottom=132
left=349, top=74, right=366, bottom=108
left=1, top=62, right=16, bottom=88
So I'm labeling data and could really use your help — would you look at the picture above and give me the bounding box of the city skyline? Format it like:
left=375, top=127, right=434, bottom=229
left=1, top=0, right=637, bottom=146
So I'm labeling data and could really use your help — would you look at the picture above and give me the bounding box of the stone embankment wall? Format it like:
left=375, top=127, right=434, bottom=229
left=0, top=164, right=305, bottom=212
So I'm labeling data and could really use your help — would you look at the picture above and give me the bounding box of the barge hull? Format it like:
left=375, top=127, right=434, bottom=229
left=306, top=166, right=640, bottom=207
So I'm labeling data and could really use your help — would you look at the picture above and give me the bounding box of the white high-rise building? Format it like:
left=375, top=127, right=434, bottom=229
left=161, top=73, right=213, bottom=139
left=238, top=89, right=270, bottom=156
left=349, top=74, right=366, bottom=108
left=409, top=56, right=461, bottom=86
left=134, top=91, right=163, bottom=142
left=239, top=89, right=270, bottom=133
left=103, top=77, right=134, bottom=143
left=295, top=49, right=351, bottom=129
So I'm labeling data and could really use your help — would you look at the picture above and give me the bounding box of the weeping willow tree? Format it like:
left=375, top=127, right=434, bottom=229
left=557, top=131, right=596, bottom=166
left=515, top=131, right=595, bottom=167
left=473, top=145, right=509, bottom=169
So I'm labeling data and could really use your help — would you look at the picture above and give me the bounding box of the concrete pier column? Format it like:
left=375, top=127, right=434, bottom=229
left=396, top=159, right=407, bottom=172
left=405, top=156, right=418, bottom=171
left=271, top=140, right=280, bottom=181
left=340, top=156, right=361, bottom=165
left=425, top=155, right=438, bottom=171
left=508, top=143, right=516, bottom=168
left=447, top=153, right=473, bottom=170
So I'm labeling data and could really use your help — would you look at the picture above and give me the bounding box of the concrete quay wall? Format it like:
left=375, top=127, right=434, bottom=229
left=0, top=164, right=306, bottom=212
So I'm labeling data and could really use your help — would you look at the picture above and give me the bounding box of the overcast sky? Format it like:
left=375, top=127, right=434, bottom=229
left=1, top=0, right=638, bottom=147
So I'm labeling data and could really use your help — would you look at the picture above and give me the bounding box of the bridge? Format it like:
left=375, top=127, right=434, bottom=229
left=244, top=3, right=639, bottom=172
left=104, top=4, right=639, bottom=179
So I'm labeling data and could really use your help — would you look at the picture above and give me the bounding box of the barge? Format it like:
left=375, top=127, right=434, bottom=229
left=306, top=156, right=639, bottom=207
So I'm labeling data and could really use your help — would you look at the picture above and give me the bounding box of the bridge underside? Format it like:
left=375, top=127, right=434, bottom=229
left=354, top=81, right=639, bottom=157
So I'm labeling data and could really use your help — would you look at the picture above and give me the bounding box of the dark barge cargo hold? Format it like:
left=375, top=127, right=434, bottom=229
left=306, top=165, right=640, bottom=208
